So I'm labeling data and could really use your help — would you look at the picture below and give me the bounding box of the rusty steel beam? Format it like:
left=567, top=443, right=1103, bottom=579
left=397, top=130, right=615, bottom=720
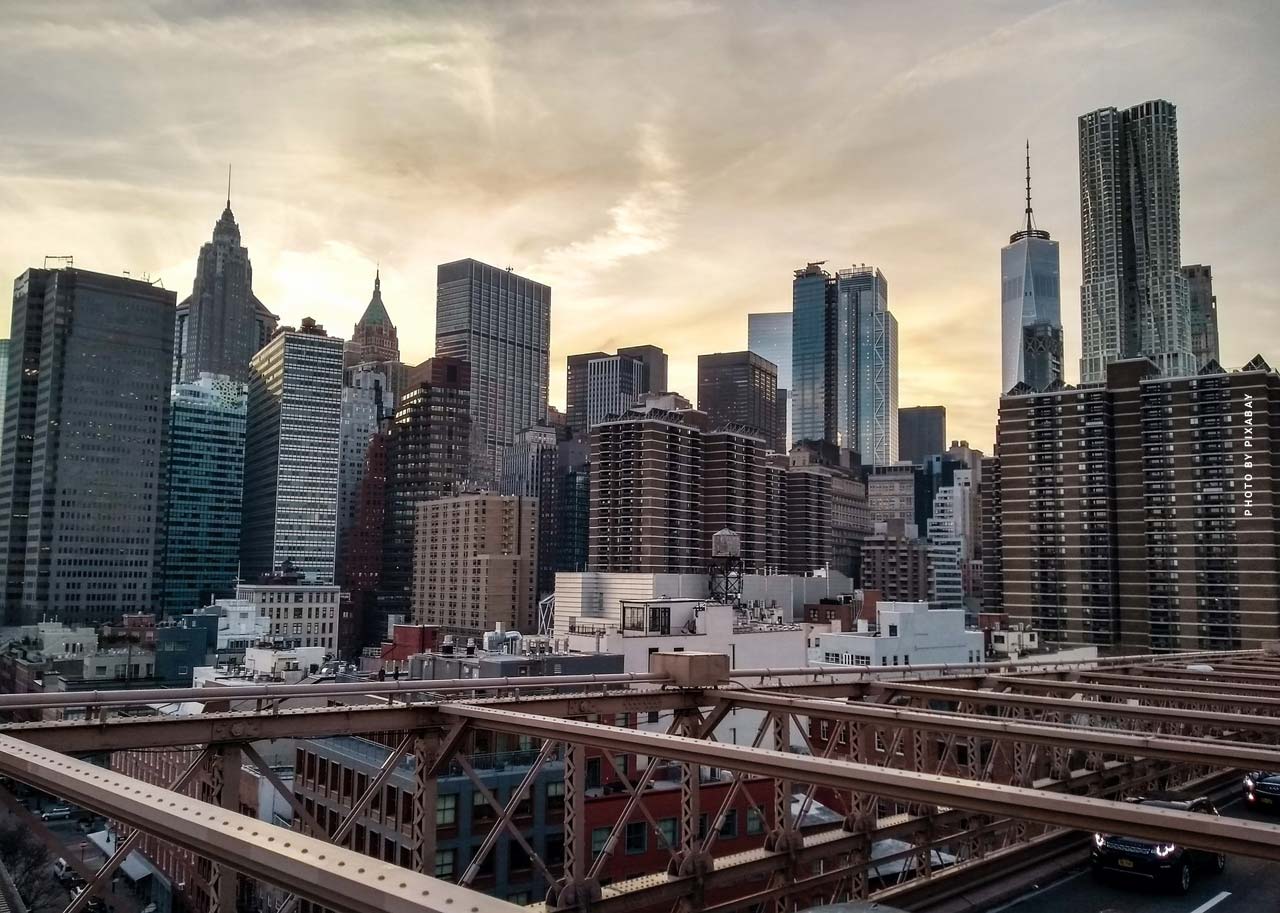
left=716, top=690, right=1280, bottom=769
left=0, top=672, right=670, bottom=712
left=0, top=734, right=524, bottom=913
left=441, top=704, right=1280, bottom=861
left=0, top=690, right=705, bottom=753
left=992, top=675, right=1280, bottom=710
left=1125, top=664, right=1280, bottom=684
left=872, top=681, right=1280, bottom=737
left=1079, top=670, right=1280, bottom=696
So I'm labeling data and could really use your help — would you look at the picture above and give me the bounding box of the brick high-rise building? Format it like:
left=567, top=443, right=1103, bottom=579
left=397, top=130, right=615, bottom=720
left=0, top=268, right=175, bottom=626
left=995, top=356, right=1280, bottom=652
left=702, top=428, right=769, bottom=568
left=412, top=493, right=538, bottom=635
left=861, top=519, right=931, bottom=603
left=589, top=401, right=706, bottom=573
left=697, top=351, right=784, bottom=453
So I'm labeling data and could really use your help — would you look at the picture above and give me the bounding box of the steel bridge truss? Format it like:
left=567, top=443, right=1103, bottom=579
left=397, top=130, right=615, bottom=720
left=1, top=650, right=1280, bottom=913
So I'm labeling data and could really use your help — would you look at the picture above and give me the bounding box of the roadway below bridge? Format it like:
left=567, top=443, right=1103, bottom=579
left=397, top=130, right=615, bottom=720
left=991, top=800, right=1280, bottom=913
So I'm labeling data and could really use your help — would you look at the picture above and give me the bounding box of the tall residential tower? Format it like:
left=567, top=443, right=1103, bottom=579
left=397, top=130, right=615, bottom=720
left=1079, top=100, right=1195, bottom=383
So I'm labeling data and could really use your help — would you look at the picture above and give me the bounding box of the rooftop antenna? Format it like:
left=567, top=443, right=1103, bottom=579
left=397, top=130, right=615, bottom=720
left=226, top=164, right=232, bottom=209
left=1024, top=140, right=1035, bottom=233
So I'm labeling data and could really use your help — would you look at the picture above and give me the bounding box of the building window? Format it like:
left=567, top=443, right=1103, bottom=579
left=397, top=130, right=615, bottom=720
left=591, top=826, right=611, bottom=857
left=747, top=807, right=765, bottom=835
left=625, top=821, right=647, bottom=855
left=546, top=780, right=565, bottom=809
left=434, top=849, right=456, bottom=879
left=436, top=794, right=457, bottom=826
left=657, top=817, right=677, bottom=848
left=719, top=809, right=738, bottom=839
left=647, top=710, right=660, bottom=724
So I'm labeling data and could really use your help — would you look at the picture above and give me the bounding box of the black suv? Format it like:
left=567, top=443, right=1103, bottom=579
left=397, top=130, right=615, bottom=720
left=1091, top=795, right=1226, bottom=893
left=1244, top=770, right=1280, bottom=811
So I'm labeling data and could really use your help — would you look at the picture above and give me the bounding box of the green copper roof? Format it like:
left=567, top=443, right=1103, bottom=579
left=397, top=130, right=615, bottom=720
left=359, top=269, right=393, bottom=327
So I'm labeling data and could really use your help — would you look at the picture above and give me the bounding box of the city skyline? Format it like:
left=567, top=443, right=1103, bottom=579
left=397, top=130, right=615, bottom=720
left=1, top=2, right=1276, bottom=448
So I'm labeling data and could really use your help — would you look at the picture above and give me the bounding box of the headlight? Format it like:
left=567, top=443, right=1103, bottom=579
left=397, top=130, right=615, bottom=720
left=1244, top=776, right=1255, bottom=789
left=1093, top=833, right=1107, bottom=848
left=1155, top=843, right=1177, bottom=858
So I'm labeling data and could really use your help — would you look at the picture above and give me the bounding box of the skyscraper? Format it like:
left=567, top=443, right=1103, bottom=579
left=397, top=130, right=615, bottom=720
left=697, top=351, right=783, bottom=452
left=1182, top=264, right=1220, bottom=368
left=844, top=266, right=898, bottom=464
left=161, top=373, right=247, bottom=615
left=587, top=354, right=647, bottom=426
left=345, top=269, right=405, bottom=401
left=616, top=344, right=668, bottom=396
left=435, top=259, right=550, bottom=483
left=1079, top=100, right=1195, bottom=383
left=0, top=268, right=175, bottom=625
left=1000, top=143, right=1063, bottom=393
left=748, top=312, right=792, bottom=447
left=0, top=339, right=8, bottom=451
left=897, top=406, right=946, bottom=464
left=174, top=195, right=278, bottom=384
left=240, top=318, right=344, bottom=584
left=380, top=357, right=473, bottom=629
left=565, top=351, right=607, bottom=434
left=791, top=263, right=897, bottom=463
left=337, top=363, right=391, bottom=573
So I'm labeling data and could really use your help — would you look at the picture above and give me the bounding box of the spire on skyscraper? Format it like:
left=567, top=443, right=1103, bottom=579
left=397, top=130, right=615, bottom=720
left=1011, top=140, right=1049, bottom=243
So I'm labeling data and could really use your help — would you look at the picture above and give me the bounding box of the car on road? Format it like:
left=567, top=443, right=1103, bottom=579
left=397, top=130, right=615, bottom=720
left=1244, top=770, right=1280, bottom=810
left=1090, top=794, right=1226, bottom=893
left=40, top=805, right=74, bottom=821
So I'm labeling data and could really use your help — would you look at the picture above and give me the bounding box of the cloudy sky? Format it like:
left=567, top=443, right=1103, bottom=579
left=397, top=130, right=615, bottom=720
left=2, top=0, right=1277, bottom=449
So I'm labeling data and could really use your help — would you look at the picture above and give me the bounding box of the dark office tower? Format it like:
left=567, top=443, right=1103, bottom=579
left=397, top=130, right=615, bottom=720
left=501, top=424, right=560, bottom=598
left=697, top=351, right=784, bottom=453
left=1000, top=143, right=1063, bottom=394
left=174, top=197, right=277, bottom=384
left=590, top=404, right=705, bottom=573
left=161, top=374, right=246, bottom=615
left=435, top=259, right=550, bottom=484
left=980, top=454, right=1003, bottom=615
left=1079, top=100, right=1195, bottom=383
left=0, top=339, right=8, bottom=448
left=0, top=268, right=174, bottom=626
left=380, top=357, right=472, bottom=627
left=565, top=351, right=606, bottom=434
left=787, top=442, right=869, bottom=580
left=702, top=428, right=768, bottom=569
left=338, top=428, right=388, bottom=649
left=554, top=435, right=591, bottom=575
left=1182, top=265, right=1220, bottom=369
left=616, top=344, right=668, bottom=395
left=997, top=356, right=1280, bottom=652
left=897, top=406, right=946, bottom=464
left=337, top=364, right=391, bottom=577
left=240, top=318, right=344, bottom=584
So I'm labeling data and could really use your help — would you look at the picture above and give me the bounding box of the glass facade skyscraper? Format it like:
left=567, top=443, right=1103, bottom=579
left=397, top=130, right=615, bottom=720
left=791, top=263, right=848, bottom=447
left=0, top=268, right=174, bottom=625
left=240, top=319, right=344, bottom=583
left=843, top=266, right=898, bottom=464
left=790, top=263, right=898, bottom=463
left=1079, top=99, right=1195, bottom=383
left=435, top=259, right=550, bottom=484
left=748, top=312, right=792, bottom=446
left=161, top=373, right=246, bottom=614
left=1000, top=145, right=1062, bottom=393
